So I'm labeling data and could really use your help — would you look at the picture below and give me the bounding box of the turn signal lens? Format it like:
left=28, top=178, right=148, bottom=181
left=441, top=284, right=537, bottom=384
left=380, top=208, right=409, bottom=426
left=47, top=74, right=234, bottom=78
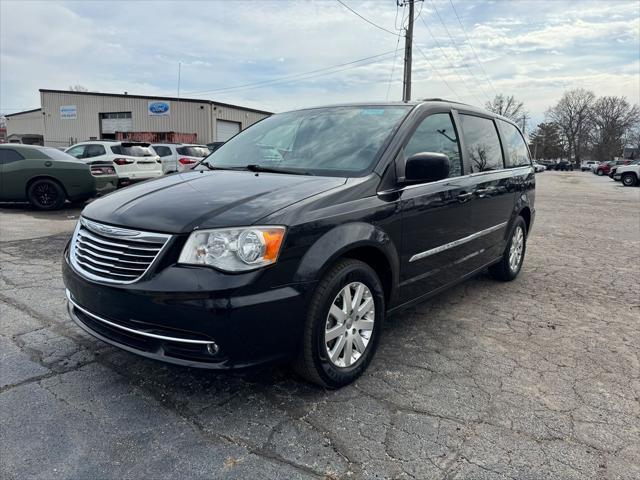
left=263, top=229, right=285, bottom=261
left=178, top=226, right=286, bottom=272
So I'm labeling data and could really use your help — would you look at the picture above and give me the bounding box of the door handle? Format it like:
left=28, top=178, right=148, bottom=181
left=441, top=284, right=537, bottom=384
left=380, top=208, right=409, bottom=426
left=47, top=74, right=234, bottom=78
left=457, top=191, right=474, bottom=202
left=475, top=187, right=495, bottom=197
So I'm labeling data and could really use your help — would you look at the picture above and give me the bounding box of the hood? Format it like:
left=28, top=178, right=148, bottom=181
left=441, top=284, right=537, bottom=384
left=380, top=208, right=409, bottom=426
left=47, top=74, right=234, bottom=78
left=82, top=170, right=346, bottom=233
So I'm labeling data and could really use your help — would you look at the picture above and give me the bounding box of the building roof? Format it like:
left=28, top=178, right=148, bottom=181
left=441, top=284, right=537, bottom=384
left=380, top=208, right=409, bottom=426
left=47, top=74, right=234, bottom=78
left=5, top=108, right=42, bottom=118
left=39, top=89, right=272, bottom=115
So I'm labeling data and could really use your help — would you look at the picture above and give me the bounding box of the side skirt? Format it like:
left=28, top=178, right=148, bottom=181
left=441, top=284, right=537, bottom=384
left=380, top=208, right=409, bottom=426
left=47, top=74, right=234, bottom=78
left=387, top=256, right=502, bottom=316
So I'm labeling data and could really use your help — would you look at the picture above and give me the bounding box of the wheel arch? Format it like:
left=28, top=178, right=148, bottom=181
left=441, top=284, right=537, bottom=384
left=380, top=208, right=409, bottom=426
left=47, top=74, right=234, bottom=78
left=519, top=206, right=532, bottom=234
left=293, top=222, right=400, bottom=306
left=25, top=175, right=69, bottom=199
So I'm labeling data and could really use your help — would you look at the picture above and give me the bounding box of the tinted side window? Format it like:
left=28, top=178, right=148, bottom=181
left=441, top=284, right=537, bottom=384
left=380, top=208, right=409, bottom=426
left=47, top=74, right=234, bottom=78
left=85, top=144, right=106, bottom=158
left=405, top=113, right=462, bottom=177
left=498, top=120, right=530, bottom=167
left=154, top=146, right=172, bottom=157
left=0, top=149, right=25, bottom=163
left=459, top=115, right=504, bottom=172
left=111, top=146, right=122, bottom=154
left=66, top=145, right=86, bottom=158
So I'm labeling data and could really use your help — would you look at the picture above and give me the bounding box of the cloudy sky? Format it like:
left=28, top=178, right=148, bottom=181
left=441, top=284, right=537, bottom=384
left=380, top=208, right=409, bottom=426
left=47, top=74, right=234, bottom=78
left=1, top=0, right=638, bottom=125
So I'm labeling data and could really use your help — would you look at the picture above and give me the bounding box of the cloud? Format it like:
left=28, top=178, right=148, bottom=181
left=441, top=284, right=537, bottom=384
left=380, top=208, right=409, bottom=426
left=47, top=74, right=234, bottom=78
left=0, top=0, right=638, bottom=124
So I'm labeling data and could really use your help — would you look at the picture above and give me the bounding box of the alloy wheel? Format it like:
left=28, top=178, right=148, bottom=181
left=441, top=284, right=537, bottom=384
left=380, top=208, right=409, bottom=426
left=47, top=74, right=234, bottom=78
left=34, top=182, right=57, bottom=207
left=509, top=226, right=524, bottom=272
left=324, top=282, right=375, bottom=368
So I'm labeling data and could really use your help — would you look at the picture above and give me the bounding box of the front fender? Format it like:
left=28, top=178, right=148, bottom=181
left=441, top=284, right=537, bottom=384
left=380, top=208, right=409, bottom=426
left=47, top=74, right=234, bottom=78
left=293, top=221, right=400, bottom=297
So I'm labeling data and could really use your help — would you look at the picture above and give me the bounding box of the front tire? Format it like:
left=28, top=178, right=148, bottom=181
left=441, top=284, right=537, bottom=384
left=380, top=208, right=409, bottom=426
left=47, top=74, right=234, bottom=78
left=27, top=179, right=66, bottom=210
left=596, top=169, right=604, bottom=176
left=621, top=173, right=638, bottom=187
left=489, top=217, right=527, bottom=282
left=293, top=259, right=384, bottom=388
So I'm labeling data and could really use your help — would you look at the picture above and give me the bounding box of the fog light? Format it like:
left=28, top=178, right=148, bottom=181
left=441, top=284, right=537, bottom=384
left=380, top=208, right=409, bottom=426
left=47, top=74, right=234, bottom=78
left=206, top=342, right=220, bottom=355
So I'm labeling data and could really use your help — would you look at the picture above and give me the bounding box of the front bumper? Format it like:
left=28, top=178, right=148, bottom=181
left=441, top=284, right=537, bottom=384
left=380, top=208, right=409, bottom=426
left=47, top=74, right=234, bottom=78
left=613, top=174, right=622, bottom=181
left=62, top=250, right=312, bottom=369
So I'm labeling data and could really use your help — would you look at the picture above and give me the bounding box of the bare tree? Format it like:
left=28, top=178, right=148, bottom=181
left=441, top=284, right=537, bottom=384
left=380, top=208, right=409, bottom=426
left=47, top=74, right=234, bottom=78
left=69, top=85, right=88, bottom=92
left=547, top=88, right=595, bottom=164
left=589, top=96, right=640, bottom=160
left=485, top=94, right=527, bottom=125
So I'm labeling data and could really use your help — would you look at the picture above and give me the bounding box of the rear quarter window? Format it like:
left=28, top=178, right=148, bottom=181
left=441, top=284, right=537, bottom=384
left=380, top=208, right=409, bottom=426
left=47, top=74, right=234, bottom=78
left=459, top=114, right=504, bottom=172
left=498, top=120, right=531, bottom=167
left=0, top=149, right=25, bottom=163
left=153, top=146, right=172, bottom=157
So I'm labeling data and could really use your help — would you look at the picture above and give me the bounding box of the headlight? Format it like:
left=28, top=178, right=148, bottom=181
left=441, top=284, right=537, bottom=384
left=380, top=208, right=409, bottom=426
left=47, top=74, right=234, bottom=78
left=178, top=226, right=286, bottom=272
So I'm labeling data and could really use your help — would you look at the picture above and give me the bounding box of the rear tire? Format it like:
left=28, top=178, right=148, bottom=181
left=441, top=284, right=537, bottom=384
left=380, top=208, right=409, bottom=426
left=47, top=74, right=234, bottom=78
left=622, top=173, right=638, bottom=187
left=489, top=217, right=527, bottom=282
left=293, top=259, right=384, bottom=388
left=27, top=179, right=66, bottom=210
left=596, top=169, right=604, bottom=176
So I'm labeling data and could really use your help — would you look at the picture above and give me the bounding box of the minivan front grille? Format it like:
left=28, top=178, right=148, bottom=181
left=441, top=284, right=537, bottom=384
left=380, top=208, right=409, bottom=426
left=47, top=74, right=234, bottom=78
left=69, top=218, right=171, bottom=284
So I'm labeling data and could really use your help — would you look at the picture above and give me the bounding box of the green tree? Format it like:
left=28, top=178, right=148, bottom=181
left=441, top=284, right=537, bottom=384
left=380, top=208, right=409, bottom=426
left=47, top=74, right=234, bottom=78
left=529, top=123, right=565, bottom=160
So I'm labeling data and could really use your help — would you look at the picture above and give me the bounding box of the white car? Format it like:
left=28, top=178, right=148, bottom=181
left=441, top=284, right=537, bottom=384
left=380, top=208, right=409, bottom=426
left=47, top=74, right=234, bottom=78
left=581, top=160, right=599, bottom=171
left=532, top=161, right=546, bottom=173
left=614, top=161, right=640, bottom=186
left=65, top=141, right=163, bottom=186
left=151, top=143, right=210, bottom=174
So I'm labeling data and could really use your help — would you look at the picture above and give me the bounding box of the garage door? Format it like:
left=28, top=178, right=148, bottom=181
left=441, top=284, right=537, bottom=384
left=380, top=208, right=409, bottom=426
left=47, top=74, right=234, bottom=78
left=100, top=112, right=133, bottom=134
left=217, top=120, right=241, bottom=142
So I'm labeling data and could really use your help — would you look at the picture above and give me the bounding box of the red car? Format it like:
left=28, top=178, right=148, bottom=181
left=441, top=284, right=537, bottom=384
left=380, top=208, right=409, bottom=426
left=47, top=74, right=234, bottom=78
left=595, top=159, right=632, bottom=176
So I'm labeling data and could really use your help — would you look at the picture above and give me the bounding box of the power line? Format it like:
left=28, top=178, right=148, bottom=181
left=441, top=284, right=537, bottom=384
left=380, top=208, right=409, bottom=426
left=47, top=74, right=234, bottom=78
left=448, top=0, right=498, bottom=97
left=418, top=15, right=484, bottom=105
left=387, top=4, right=406, bottom=100
left=428, top=0, right=492, bottom=104
left=336, top=0, right=403, bottom=37
left=414, top=45, right=462, bottom=101
left=185, top=50, right=397, bottom=96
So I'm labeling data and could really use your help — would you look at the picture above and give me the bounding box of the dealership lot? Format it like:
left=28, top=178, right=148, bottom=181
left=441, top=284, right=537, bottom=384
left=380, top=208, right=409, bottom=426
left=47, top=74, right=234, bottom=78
left=1, top=172, right=638, bottom=479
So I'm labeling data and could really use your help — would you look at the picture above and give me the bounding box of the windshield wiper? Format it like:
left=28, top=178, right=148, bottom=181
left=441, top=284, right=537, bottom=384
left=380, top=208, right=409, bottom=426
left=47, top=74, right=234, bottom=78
left=198, top=162, right=241, bottom=171
left=245, top=164, right=313, bottom=176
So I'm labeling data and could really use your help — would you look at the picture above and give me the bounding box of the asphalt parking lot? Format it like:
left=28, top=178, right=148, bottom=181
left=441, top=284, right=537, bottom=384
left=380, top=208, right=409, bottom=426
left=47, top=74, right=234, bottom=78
left=1, top=171, right=638, bottom=480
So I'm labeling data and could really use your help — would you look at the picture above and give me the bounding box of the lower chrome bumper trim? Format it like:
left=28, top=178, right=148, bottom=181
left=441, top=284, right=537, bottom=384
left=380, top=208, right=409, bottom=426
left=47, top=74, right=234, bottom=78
left=65, top=289, right=215, bottom=345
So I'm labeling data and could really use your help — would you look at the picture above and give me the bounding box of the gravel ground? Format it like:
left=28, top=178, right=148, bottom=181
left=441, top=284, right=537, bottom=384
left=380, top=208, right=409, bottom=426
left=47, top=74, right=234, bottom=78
left=1, top=171, right=638, bottom=480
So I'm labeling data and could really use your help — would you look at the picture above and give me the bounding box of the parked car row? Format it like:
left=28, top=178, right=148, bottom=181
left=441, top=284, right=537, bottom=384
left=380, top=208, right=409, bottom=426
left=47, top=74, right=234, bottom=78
left=536, top=159, right=574, bottom=171
left=64, top=140, right=214, bottom=183
left=0, top=140, right=219, bottom=210
left=587, top=158, right=640, bottom=187
left=0, top=144, right=118, bottom=209
left=589, top=158, right=634, bottom=176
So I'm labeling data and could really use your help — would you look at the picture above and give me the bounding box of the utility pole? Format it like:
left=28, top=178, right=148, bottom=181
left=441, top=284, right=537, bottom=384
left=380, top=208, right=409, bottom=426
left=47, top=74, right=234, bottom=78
left=402, top=0, right=414, bottom=102
left=177, top=61, right=182, bottom=99
left=521, top=112, right=529, bottom=134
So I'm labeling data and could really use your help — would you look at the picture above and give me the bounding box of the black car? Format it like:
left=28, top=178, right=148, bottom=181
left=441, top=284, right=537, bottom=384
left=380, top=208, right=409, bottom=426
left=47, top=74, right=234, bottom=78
left=554, top=160, right=573, bottom=171
left=63, top=101, right=535, bottom=388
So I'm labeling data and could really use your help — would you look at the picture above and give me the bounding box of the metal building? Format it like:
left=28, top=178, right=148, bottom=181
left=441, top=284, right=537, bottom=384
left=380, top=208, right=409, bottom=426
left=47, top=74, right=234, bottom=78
left=5, top=89, right=271, bottom=148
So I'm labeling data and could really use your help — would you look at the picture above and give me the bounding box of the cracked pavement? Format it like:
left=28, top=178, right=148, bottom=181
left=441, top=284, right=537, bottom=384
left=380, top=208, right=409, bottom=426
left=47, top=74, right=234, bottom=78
left=1, top=172, right=639, bottom=479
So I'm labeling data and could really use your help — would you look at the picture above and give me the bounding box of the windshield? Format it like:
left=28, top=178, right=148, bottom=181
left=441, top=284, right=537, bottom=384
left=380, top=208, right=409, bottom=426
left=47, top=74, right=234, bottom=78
left=203, top=106, right=411, bottom=176
left=177, top=146, right=209, bottom=157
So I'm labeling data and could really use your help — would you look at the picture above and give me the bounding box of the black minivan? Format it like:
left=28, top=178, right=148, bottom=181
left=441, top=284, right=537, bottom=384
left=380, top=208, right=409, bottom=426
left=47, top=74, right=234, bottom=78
left=63, top=100, right=535, bottom=388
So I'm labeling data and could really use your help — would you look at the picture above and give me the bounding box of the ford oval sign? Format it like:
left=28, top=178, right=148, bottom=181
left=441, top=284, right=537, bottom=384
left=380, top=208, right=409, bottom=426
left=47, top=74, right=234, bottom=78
left=148, top=101, right=170, bottom=116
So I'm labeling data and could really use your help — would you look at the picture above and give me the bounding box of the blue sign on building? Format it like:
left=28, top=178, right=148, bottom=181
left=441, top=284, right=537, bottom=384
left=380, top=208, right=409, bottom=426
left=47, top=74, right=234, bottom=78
left=148, top=101, right=170, bottom=116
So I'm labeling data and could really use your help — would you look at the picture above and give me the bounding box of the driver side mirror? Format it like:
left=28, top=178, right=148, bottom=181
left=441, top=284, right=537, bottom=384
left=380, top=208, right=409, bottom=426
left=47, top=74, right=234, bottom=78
left=404, top=152, right=450, bottom=183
